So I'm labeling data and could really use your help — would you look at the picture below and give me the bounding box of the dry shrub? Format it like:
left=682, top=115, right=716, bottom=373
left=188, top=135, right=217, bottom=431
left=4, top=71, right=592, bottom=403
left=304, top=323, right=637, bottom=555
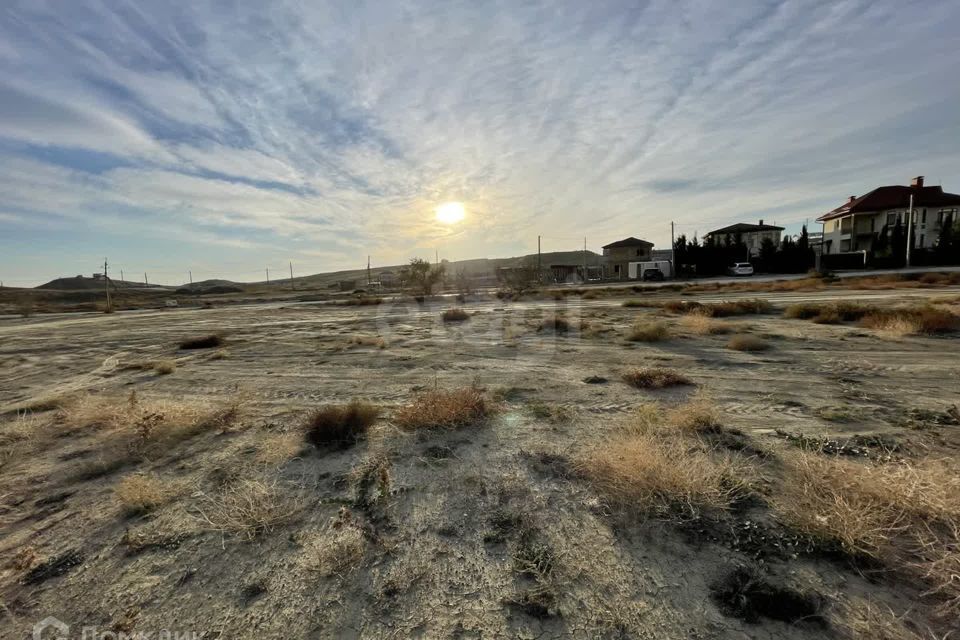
left=727, top=334, right=770, bottom=351
left=811, top=308, right=841, bottom=324
left=622, top=368, right=693, bottom=389
left=179, top=334, right=224, bottom=350
left=115, top=473, right=180, bottom=515
left=627, top=320, right=669, bottom=342
left=255, top=432, right=303, bottom=466
left=834, top=599, right=934, bottom=640
left=708, top=299, right=773, bottom=317
left=785, top=302, right=871, bottom=323
left=918, top=272, right=949, bottom=285
left=783, top=303, right=823, bottom=320
left=194, top=477, right=303, bottom=539
left=349, top=335, right=387, bottom=349
left=58, top=393, right=241, bottom=451
left=622, top=299, right=654, bottom=308
left=680, top=313, right=732, bottom=335
left=773, top=452, right=960, bottom=618
left=393, top=387, right=493, bottom=430
left=304, top=401, right=380, bottom=448
left=210, top=349, right=229, bottom=360
left=0, top=411, right=42, bottom=447
left=576, top=403, right=755, bottom=517
left=660, top=299, right=771, bottom=317
left=861, top=306, right=959, bottom=336
left=340, top=296, right=383, bottom=306
left=538, top=314, right=570, bottom=334
left=304, top=512, right=367, bottom=576
left=153, top=360, right=177, bottom=375
left=441, top=308, right=469, bottom=322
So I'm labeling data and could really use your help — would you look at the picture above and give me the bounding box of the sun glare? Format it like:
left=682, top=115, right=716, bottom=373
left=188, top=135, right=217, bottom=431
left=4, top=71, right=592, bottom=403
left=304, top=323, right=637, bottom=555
left=436, top=201, right=466, bottom=224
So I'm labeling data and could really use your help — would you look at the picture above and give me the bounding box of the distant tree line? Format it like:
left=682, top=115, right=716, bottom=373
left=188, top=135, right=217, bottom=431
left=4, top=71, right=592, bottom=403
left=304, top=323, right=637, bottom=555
left=672, top=227, right=815, bottom=276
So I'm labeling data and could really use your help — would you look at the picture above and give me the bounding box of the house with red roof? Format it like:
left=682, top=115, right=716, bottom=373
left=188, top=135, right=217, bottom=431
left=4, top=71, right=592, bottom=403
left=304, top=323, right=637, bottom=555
left=817, top=177, right=960, bottom=255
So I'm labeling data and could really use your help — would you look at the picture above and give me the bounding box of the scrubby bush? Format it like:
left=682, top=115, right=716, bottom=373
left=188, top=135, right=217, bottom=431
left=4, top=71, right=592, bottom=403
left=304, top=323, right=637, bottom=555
left=304, top=401, right=380, bottom=447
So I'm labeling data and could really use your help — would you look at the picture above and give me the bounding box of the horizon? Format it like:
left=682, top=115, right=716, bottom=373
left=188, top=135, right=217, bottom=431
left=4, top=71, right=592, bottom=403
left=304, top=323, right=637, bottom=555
left=2, top=1, right=959, bottom=287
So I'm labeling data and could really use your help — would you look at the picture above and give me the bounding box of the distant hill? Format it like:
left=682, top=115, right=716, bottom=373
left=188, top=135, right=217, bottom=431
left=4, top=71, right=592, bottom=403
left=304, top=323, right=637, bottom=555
left=275, top=250, right=604, bottom=288
left=177, top=279, right=244, bottom=295
left=36, top=276, right=169, bottom=291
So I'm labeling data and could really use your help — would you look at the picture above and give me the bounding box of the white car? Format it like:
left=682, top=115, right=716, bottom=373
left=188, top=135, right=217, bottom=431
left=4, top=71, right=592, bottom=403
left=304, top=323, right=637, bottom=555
left=727, top=263, right=754, bottom=277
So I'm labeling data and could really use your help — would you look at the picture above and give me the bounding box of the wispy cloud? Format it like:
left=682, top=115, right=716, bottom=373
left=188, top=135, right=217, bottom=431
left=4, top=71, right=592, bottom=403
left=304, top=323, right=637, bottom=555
left=1, top=0, right=959, bottom=284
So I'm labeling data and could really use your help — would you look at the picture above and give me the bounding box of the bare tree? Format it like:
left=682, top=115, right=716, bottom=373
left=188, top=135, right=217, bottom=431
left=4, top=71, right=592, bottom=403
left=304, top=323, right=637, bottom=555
left=403, top=258, right=446, bottom=295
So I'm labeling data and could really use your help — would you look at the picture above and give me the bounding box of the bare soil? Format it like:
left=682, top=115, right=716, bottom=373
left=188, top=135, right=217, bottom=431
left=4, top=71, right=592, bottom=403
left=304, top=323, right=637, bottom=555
left=1, top=287, right=959, bottom=639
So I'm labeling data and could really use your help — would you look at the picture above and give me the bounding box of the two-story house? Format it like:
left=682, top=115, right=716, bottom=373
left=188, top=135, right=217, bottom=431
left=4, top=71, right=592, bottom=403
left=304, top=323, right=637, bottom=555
left=601, top=237, right=653, bottom=279
left=817, top=176, right=960, bottom=255
left=703, top=221, right=784, bottom=258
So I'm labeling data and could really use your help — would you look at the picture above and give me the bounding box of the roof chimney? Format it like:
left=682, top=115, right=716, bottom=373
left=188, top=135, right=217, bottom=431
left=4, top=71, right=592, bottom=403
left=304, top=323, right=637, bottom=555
left=848, top=196, right=856, bottom=203
left=911, top=176, right=924, bottom=188
left=759, top=219, right=764, bottom=226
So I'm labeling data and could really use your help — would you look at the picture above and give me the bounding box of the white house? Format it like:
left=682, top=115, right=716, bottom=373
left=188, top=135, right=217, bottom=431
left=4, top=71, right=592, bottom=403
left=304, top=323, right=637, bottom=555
left=817, top=176, right=960, bottom=255
left=703, top=221, right=784, bottom=257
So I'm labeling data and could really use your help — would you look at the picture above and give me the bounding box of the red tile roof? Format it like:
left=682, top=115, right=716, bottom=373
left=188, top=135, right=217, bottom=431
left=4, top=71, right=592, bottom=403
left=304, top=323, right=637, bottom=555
left=818, top=185, right=960, bottom=222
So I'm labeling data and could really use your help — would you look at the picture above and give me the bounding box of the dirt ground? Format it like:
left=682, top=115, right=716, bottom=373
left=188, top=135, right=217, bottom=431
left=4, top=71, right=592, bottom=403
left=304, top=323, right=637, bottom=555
left=1, top=286, right=959, bottom=639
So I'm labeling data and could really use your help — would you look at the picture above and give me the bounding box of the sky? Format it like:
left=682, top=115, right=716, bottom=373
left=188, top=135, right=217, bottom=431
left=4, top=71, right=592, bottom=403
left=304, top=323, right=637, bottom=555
left=1, top=0, right=959, bottom=287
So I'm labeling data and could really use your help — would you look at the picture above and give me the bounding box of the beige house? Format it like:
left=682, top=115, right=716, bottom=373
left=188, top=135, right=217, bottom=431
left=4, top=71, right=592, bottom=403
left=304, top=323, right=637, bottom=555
left=817, top=176, right=960, bottom=255
left=602, top=237, right=653, bottom=279
left=703, top=221, right=784, bottom=257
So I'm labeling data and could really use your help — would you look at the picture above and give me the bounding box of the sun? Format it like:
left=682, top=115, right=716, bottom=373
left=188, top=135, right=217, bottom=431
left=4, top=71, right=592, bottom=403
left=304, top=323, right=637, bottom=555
left=435, top=201, right=466, bottom=224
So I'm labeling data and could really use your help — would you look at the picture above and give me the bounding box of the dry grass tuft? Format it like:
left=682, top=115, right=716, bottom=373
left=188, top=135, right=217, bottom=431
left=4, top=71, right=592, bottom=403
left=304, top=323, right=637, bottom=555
left=861, top=306, right=959, bottom=336
left=537, top=314, right=570, bottom=334
left=773, top=452, right=960, bottom=618
left=622, top=368, right=693, bottom=389
left=210, top=349, right=229, bottom=360
left=441, top=307, right=470, bottom=322
left=393, top=387, right=494, bottom=430
left=304, top=512, right=367, bottom=576
left=179, top=334, right=224, bottom=350
left=680, top=313, right=733, bottom=335
left=576, top=398, right=756, bottom=517
left=349, top=335, right=387, bottom=349
left=304, top=401, right=380, bottom=448
left=577, top=428, right=754, bottom=517
left=115, top=473, right=180, bottom=515
left=153, top=360, right=177, bottom=375
left=194, top=477, right=303, bottom=539
left=627, top=320, right=669, bottom=342
left=0, top=411, right=42, bottom=447
left=727, top=334, right=770, bottom=351
left=255, top=432, right=303, bottom=466
left=340, top=296, right=383, bottom=306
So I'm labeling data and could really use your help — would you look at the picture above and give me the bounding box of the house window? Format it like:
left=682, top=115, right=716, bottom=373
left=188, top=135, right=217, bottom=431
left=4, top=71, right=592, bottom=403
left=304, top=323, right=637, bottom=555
left=922, top=209, right=927, bottom=223
left=920, top=234, right=925, bottom=247
left=636, top=249, right=641, bottom=256
left=614, top=265, right=620, bottom=273
left=840, top=239, right=851, bottom=252
left=870, top=218, right=875, bottom=232
left=886, top=212, right=897, bottom=226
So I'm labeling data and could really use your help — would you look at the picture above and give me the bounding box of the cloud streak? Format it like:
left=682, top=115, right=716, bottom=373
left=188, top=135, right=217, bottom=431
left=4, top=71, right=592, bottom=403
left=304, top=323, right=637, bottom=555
left=1, top=0, right=959, bottom=284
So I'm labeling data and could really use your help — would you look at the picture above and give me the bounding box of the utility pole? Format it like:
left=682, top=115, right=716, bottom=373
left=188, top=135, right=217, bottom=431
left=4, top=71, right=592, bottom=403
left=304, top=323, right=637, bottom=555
left=906, top=193, right=914, bottom=268
left=582, top=237, right=587, bottom=283
left=290, top=262, right=294, bottom=290
left=670, top=221, right=676, bottom=278
left=435, top=249, right=439, bottom=266
left=120, top=269, right=124, bottom=283
left=103, top=257, right=111, bottom=310
left=537, top=235, right=542, bottom=282
left=266, top=267, right=270, bottom=284
left=188, top=270, right=192, bottom=285
left=144, top=273, right=148, bottom=285
left=367, top=256, right=371, bottom=285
